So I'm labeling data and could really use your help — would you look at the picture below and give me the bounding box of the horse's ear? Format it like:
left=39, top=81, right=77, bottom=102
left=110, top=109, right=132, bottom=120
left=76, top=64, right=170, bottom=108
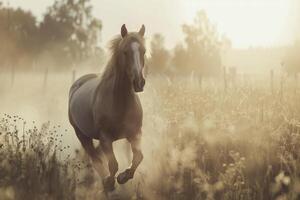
left=121, top=24, right=128, bottom=38
left=139, top=24, right=145, bottom=37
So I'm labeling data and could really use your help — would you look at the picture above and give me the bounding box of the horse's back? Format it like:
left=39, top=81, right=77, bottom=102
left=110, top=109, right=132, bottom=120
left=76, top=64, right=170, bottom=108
left=69, top=74, right=100, bottom=138
left=69, top=74, right=98, bottom=99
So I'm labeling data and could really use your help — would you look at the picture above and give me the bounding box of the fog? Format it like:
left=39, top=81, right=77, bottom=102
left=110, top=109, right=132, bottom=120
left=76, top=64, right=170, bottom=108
left=1, top=0, right=300, bottom=199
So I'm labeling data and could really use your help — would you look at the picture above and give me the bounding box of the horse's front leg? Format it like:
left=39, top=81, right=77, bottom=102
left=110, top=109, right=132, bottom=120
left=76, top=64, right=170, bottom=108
left=101, top=141, right=118, bottom=191
left=117, top=134, right=143, bottom=184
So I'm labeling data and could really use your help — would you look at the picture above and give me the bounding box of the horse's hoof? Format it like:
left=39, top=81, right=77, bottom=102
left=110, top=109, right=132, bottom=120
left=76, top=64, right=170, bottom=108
left=117, top=169, right=134, bottom=184
left=103, top=176, right=115, bottom=192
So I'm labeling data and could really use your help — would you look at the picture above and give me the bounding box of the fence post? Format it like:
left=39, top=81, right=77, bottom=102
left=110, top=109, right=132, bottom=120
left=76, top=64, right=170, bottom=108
left=280, top=72, right=284, bottom=100
left=260, top=101, right=264, bottom=123
left=270, top=69, right=274, bottom=95
left=11, top=65, right=15, bottom=87
left=72, top=69, right=76, bottom=83
left=223, top=66, right=227, bottom=92
left=295, top=73, right=298, bottom=95
left=199, top=74, right=202, bottom=91
left=43, top=68, right=48, bottom=88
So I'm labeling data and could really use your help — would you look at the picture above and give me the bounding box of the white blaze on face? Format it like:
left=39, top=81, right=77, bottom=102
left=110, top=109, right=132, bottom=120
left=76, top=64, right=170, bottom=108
left=131, top=42, right=142, bottom=74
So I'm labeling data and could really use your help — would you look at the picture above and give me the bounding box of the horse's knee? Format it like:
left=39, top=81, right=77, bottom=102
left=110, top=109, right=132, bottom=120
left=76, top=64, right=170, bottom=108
left=108, top=158, right=118, bottom=175
left=134, top=150, right=143, bottom=164
left=138, top=151, right=144, bottom=162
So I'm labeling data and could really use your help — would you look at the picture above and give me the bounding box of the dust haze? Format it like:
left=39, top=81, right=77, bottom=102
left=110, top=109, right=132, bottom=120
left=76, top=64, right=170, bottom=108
left=1, top=0, right=300, bottom=199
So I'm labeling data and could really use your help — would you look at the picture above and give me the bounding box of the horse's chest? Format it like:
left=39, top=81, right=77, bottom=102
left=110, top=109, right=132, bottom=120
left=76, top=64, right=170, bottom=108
left=122, top=108, right=142, bottom=130
left=95, top=100, right=142, bottom=140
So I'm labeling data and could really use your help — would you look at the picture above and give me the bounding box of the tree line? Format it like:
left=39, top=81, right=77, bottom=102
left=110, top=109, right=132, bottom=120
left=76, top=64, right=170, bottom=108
left=0, top=0, right=228, bottom=76
left=284, top=41, right=300, bottom=76
left=148, top=10, right=231, bottom=77
left=0, top=0, right=103, bottom=70
left=147, top=10, right=300, bottom=77
left=1, top=0, right=298, bottom=76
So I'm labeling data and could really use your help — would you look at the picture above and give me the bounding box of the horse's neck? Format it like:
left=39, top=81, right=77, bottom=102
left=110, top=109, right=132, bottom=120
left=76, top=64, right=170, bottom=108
left=112, top=66, right=132, bottom=98
left=101, top=58, right=133, bottom=103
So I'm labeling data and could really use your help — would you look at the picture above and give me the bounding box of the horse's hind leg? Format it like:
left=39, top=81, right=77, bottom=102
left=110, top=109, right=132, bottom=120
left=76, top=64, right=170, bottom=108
left=74, top=127, right=106, bottom=177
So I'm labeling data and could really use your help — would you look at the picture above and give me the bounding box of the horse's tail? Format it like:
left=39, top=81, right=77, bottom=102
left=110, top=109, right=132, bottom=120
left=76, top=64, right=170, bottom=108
left=69, top=74, right=98, bottom=100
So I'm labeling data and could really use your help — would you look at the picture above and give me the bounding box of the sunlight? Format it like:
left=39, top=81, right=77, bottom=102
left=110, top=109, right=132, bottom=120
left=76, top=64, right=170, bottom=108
left=7, top=0, right=294, bottom=48
left=2, top=0, right=300, bottom=199
left=183, top=0, right=291, bottom=48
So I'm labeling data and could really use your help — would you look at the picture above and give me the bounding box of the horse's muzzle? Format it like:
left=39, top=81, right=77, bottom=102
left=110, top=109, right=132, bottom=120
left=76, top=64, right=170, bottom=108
left=133, top=77, right=145, bottom=92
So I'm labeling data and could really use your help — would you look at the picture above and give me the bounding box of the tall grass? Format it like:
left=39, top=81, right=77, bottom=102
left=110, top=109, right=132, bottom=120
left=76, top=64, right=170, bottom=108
left=0, top=115, right=78, bottom=200
left=1, top=75, right=300, bottom=200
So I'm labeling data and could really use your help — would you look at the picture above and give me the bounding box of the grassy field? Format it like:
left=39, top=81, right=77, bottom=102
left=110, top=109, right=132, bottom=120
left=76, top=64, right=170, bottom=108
left=0, top=71, right=300, bottom=200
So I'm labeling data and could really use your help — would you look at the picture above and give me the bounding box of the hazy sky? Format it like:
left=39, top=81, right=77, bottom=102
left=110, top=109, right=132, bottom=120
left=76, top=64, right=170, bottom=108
left=6, top=0, right=297, bottom=48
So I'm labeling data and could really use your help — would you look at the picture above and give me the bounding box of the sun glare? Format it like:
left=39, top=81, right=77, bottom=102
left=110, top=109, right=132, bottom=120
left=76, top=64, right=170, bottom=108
left=7, top=0, right=294, bottom=48
left=183, top=0, right=291, bottom=48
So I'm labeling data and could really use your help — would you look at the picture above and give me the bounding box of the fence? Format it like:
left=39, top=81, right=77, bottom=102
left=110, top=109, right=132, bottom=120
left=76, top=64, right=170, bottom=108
left=1, top=67, right=299, bottom=96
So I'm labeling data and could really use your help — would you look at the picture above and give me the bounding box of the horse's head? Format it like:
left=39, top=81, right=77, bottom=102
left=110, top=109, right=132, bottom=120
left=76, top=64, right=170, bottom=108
left=119, top=24, right=146, bottom=93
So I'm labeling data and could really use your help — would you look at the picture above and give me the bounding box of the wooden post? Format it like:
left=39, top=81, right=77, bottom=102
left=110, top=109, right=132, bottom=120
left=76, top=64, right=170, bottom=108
left=43, top=68, right=48, bottom=88
left=280, top=62, right=284, bottom=100
left=72, top=69, right=76, bottom=83
left=270, top=69, right=274, bottom=94
left=295, top=73, right=298, bottom=95
left=11, top=65, right=15, bottom=87
left=223, top=66, right=227, bottom=92
left=280, top=72, right=284, bottom=100
left=199, top=74, right=202, bottom=91
left=260, top=101, right=264, bottom=123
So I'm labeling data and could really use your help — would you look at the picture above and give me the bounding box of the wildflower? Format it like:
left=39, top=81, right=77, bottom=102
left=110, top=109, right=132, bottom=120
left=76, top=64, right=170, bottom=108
left=214, top=181, right=224, bottom=191
left=275, top=172, right=285, bottom=183
left=282, top=177, right=291, bottom=186
left=275, top=172, right=291, bottom=186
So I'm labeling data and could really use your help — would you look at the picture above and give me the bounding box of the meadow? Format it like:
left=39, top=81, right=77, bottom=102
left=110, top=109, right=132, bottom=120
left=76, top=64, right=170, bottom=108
left=0, top=70, right=300, bottom=200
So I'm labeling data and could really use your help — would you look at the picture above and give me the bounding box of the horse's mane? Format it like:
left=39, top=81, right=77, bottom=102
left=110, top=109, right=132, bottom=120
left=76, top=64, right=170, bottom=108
left=108, top=36, right=123, bottom=63
left=100, top=36, right=122, bottom=80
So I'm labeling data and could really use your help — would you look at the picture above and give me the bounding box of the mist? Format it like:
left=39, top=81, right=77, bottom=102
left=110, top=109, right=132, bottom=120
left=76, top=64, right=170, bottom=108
left=1, top=0, right=300, bottom=199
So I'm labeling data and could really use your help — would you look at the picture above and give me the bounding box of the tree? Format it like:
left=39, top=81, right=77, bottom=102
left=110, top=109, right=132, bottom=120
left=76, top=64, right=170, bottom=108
left=148, top=34, right=170, bottom=74
left=39, top=0, right=102, bottom=68
left=171, top=44, right=188, bottom=75
left=284, top=41, right=300, bottom=75
left=171, top=10, right=228, bottom=77
left=0, top=6, right=39, bottom=68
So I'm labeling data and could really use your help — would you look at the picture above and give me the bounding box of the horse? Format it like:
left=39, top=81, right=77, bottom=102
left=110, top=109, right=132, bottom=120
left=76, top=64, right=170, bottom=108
left=68, top=24, right=146, bottom=191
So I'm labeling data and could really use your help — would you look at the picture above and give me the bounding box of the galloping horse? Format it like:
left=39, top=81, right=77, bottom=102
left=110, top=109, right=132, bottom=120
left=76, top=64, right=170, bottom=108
left=68, top=24, right=146, bottom=191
